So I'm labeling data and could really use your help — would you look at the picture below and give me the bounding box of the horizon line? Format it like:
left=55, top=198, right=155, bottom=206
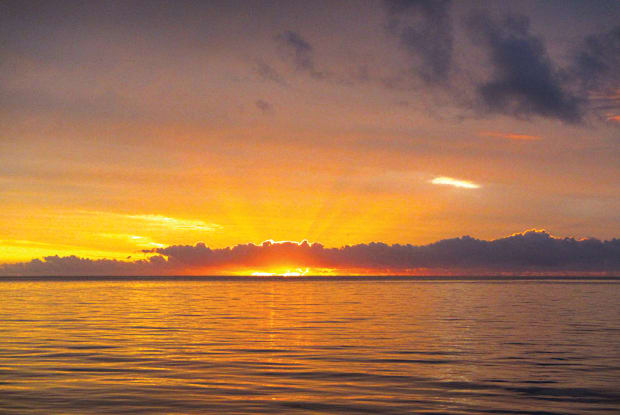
left=1, top=275, right=619, bottom=282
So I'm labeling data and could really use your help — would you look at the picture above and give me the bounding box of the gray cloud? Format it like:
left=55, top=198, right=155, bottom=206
left=573, top=26, right=620, bottom=90
left=467, top=13, right=582, bottom=123
left=2, top=230, right=619, bottom=276
left=276, top=30, right=327, bottom=80
left=0, top=255, right=169, bottom=276
left=385, top=0, right=454, bottom=84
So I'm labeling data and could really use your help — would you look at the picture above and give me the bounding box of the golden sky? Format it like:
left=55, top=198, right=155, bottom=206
left=1, top=1, right=618, bottom=274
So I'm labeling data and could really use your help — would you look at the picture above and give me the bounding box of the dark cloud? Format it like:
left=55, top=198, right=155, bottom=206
left=276, top=30, right=326, bottom=80
left=152, top=240, right=322, bottom=269
left=573, top=26, right=620, bottom=90
left=385, top=0, right=454, bottom=84
left=0, top=255, right=168, bottom=276
left=467, top=13, right=582, bottom=123
left=2, top=230, right=619, bottom=276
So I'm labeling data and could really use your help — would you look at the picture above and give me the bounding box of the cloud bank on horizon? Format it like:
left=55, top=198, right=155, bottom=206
left=2, top=230, right=618, bottom=277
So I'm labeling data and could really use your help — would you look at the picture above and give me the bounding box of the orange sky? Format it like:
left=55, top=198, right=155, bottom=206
left=1, top=1, right=618, bottom=273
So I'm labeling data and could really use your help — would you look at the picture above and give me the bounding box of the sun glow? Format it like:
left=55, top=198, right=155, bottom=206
left=229, top=267, right=340, bottom=276
left=251, top=268, right=310, bottom=277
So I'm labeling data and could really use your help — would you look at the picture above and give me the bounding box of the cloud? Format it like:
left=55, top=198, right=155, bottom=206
left=381, top=6, right=616, bottom=124
left=255, top=99, right=274, bottom=114
left=384, top=0, right=454, bottom=84
left=588, top=89, right=620, bottom=124
left=480, top=131, right=541, bottom=141
left=431, top=176, right=480, bottom=189
left=572, top=26, right=620, bottom=94
left=467, top=13, right=582, bottom=123
left=573, top=25, right=620, bottom=122
left=276, top=30, right=326, bottom=79
left=254, top=61, right=287, bottom=86
left=98, top=212, right=220, bottom=232
left=2, top=230, right=619, bottom=276
left=0, top=255, right=169, bottom=277
left=98, top=233, right=166, bottom=248
left=265, top=6, right=612, bottom=126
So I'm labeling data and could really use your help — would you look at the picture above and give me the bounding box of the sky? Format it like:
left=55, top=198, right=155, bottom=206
left=1, top=0, right=619, bottom=275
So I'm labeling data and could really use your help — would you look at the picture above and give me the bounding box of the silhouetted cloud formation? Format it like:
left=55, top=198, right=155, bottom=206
left=2, top=230, right=619, bottom=276
left=0, top=255, right=168, bottom=276
left=467, top=13, right=582, bottom=122
left=385, top=0, right=454, bottom=84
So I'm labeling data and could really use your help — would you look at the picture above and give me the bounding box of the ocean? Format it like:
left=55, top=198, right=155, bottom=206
left=1, top=278, right=619, bottom=414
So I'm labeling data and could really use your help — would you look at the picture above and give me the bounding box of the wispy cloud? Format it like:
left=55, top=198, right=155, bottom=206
left=480, top=131, right=541, bottom=141
left=276, top=30, right=328, bottom=80
left=0, top=239, right=64, bottom=248
left=77, top=211, right=220, bottom=232
left=430, top=176, right=480, bottom=189
left=98, top=233, right=166, bottom=248
left=123, top=214, right=220, bottom=231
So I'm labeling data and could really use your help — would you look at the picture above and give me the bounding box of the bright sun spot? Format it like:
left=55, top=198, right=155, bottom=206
left=431, top=176, right=481, bottom=189
left=251, top=268, right=310, bottom=277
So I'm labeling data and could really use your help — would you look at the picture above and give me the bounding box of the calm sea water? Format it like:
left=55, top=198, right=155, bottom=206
left=1, top=279, right=619, bottom=414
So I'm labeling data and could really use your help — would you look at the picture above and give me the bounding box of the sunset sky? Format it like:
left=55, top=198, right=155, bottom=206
left=1, top=0, right=619, bottom=275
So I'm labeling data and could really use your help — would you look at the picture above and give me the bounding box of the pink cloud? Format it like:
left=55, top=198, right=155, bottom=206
left=480, top=131, right=541, bottom=141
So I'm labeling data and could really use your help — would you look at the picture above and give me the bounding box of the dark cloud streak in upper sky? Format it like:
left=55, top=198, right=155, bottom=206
left=572, top=25, right=620, bottom=95
left=276, top=30, right=327, bottom=80
left=467, top=13, right=582, bottom=123
left=384, top=0, right=454, bottom=85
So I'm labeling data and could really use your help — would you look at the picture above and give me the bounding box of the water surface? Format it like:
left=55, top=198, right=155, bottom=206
left=1, top=279, right=619, bottom=414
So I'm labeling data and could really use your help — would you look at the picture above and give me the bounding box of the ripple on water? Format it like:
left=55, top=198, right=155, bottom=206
left=1, top=280, right=619, bottom=414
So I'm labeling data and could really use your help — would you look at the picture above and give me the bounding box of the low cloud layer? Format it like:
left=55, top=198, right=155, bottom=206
left=2, top=230, right=618, bottom=276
